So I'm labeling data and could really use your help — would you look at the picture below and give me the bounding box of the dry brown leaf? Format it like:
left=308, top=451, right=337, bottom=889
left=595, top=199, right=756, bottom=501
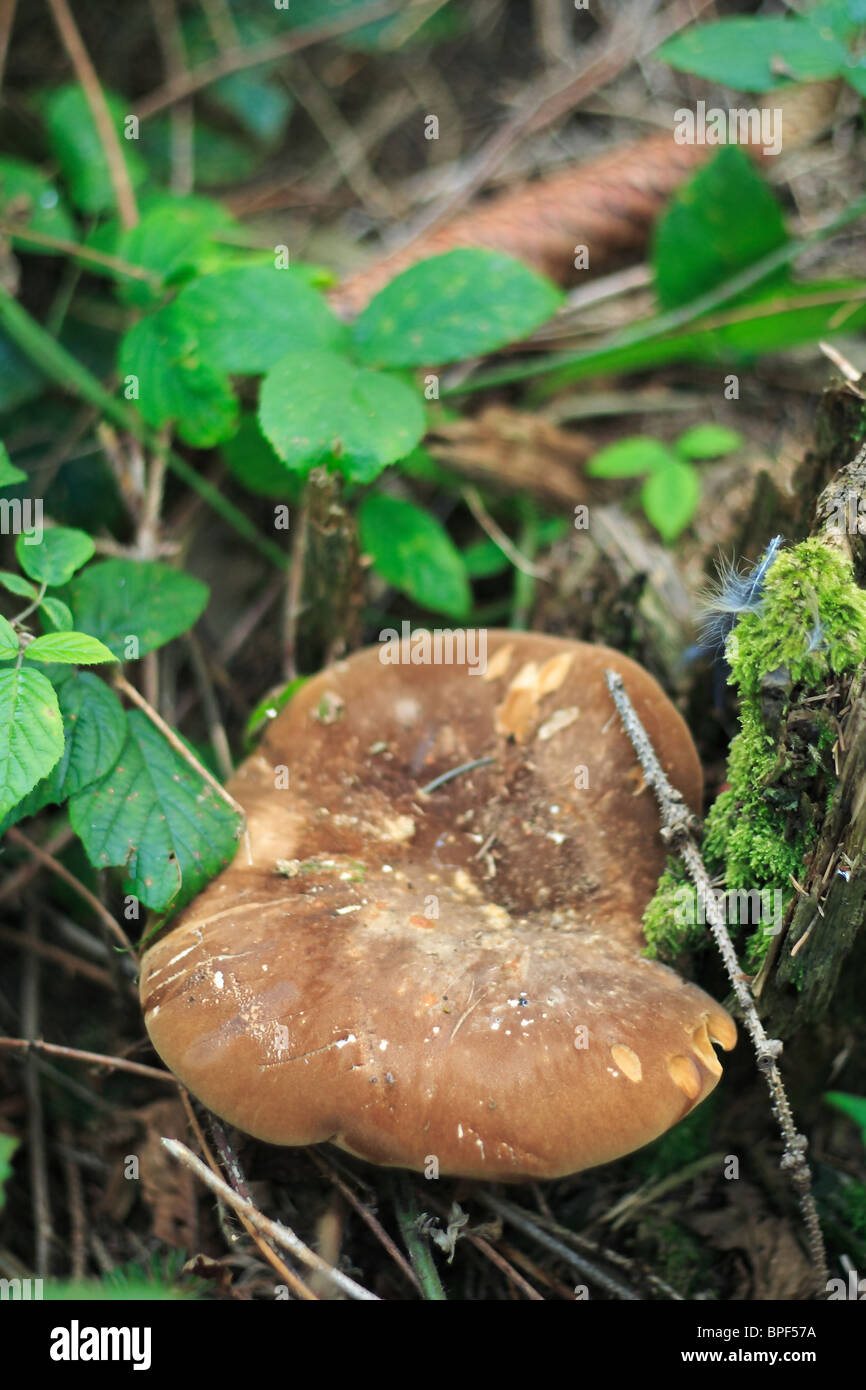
left=429, top=405, right=595, bottom=505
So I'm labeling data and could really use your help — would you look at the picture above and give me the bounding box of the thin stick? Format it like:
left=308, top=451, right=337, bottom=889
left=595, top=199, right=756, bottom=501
left=0, top=1036, right=176, bottom=1084
left=5, top=827, right=134, bottom=958
left=22, top=908, right=53, bottom=1278
left=283, top=489, right=308, bottom=683
left=310, top=1151, right=421, bottom=1294
left=161, top=1138, right=379, bottom=1301
left=0, top=925, right=115, bottom=991
left=46, top=0, right=138, bottom=230
left=477, top=1191, right=639, bottom=1300
left=114, top=670, right=245, bottom=828
left=0, top=0, right=16, bottom=92
left=181, top=1097, right=317, bottom=1302
left=0, top=824, right=75, bottom=904
left=462, top=486, right=549, bottom=579
left=136, top=0, right=431, bottom=119
left=604, top=668, right=829, bottom=1293
left=0, top=224, right=160, bottom=285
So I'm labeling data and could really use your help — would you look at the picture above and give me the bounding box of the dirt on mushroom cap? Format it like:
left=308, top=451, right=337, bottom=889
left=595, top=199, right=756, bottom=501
left=140, top=632, right=735, bottom=1181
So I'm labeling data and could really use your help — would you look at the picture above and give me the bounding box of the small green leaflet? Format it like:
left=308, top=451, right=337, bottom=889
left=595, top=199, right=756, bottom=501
left=0, top=614, right=18, bottom=659
left=641, top=460, right=700, bottom=543
left=353, top=249, right=564, bottom=367
left=119, top=303, right=239, bottom=447
left=69, top=709, right=242, bottom=912
left=175, top=265, right=347, bottom=374
left=39, top=596, right=74, bottom=631
left=16, top=526, right=94, bottom=586
left=0, top=441, right=27, bottom=488
left=359, top=493, right=471, bottom=618
left=0, top=666, right=64, bottom=821
left=2, top=671, right=126, bottom=827
left=220, top=415, right=300, bottom=499
left=653, top=148, right=788, bottom=312
left=676, top=423, right=743, bottom=459
left=64, top=559, right=209, bottom=659
left=0, top=157, right=77, bottom=245
left=116, top=198, right=236, bottom=308
left=586, top=437, right=678, bottom=478
left=259, top=349, right=426, bottom=483
left=0, top=570, right=37, bottom=598
left=25, top=631, right=116, bottom=665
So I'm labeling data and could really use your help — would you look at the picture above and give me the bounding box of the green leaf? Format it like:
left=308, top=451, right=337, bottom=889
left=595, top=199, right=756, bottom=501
left=175, top=264, right=347, bottom=374
left=116, top=198, right=235, bottom=308
left=0, top=570, right=37, bottom=599
left=0, top=666, right=64, bottom=820
left=359, top=493, right=471, bottom=617
left=0, top=614, right=18, bottom=659
left=825, top=1091, right=866, bottom=1145
left=353, top=249, right=563, bottom=367
left=656, top=17, right=849, bottom=91
left=220, top=414, right=300, bottom=498
left=65, top=558, right=209, bottom=658
left=0, top=157, right=77, bottom=245
left=653, top=148, right=788, bottom=312
left=25, top=631, right=117, bottom=665
left=640, top=461, right=700, bottom=543
left=210, top=70, right=293, bottom=145
left=0, top=1133, right=18, bottom=1213
left=119, top=302, right=239, bottom=447
left=0, top=441, right=26, bottom=487
left=69, top=709, right=241, bottom=911
left=259, top=349, right=425, bottom=483
left=2, top=670, right=126, bottom=825
left=16, top=526, right=94, bottom=586
left=39, top=596, right=74, bottom=631
left=44, top=85, right=146, bottom=215
left=587, top=437, right=678, bottom=478
left=676, top=423, right=743, bottom=459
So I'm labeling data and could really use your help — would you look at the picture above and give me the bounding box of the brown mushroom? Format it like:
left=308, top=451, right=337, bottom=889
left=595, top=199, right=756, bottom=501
left=140, top=632, right=735, bottom=1181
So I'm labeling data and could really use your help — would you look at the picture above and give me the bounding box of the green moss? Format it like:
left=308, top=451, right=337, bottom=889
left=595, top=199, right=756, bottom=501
left=642, top=859, right=705, bottom=960
left=633, top=1098, right=715, bottom=1178
left=644, top=540, right=866, bottom=968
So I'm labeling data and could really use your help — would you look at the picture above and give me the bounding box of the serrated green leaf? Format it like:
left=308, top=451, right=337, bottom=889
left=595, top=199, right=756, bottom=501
left=119, top=302, right=239, bottom=447
left=0, top=666, right=64, bottom=820
left=2, top=670, right=126, bottom=826
left=16, top=526, right=94, bottom=586
left=640, top=460, right=700, bottom=543
left=653, top=148, right=788, bottom=312
left=0, top=157, right=77, bottom=245
left=0, top=1133, right=18, bottom=1213
left=116, top=198, right=235, bottom=308
left=0, top=614, right=18, bottom=659
left=656, top=17, right=849, bottom=91
left=69, top=709, right=241, bottom=911
left=676, top=423, right=743, bottom=459
left=25, top=631, right=117, bottom=665
left=0, top=441, right=26, bottom=488
left=39, top=596, right=74, bottom=631
left=44, top=84, right=146, bottom=215
left=359, top=492, right=471, bottom=617
left=259, top=349, right=425, bottom=483
left=353, top=249, right=563, bottom=367
left=220, top=414, right=300, bottom=498
left=587, top=437, right=679, bottom=478
left=0, top=570, right=37, bottom=599
left=175, top=265, right=347, bottom=374
left=65, top=558, right=209, bottom=658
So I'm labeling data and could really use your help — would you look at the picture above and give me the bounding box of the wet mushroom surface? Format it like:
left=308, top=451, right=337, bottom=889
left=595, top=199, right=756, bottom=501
left=140, top=632, right=736, bottom=1180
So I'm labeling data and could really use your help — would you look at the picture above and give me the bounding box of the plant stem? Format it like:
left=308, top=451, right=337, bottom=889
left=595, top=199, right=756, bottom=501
left=604, top=668, right=830, bottom=1296
left=393, top=1172, right=447, bottom=1300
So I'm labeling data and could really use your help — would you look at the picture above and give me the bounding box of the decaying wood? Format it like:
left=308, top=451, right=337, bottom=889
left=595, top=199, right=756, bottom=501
left=751, top=384, right=866, bottom=1036
left=330, top=133, right=714, bottom=318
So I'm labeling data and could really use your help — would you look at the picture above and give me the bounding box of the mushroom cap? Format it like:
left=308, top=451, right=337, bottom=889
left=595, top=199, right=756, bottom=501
left=140, top=632, right=735, bottom=1180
